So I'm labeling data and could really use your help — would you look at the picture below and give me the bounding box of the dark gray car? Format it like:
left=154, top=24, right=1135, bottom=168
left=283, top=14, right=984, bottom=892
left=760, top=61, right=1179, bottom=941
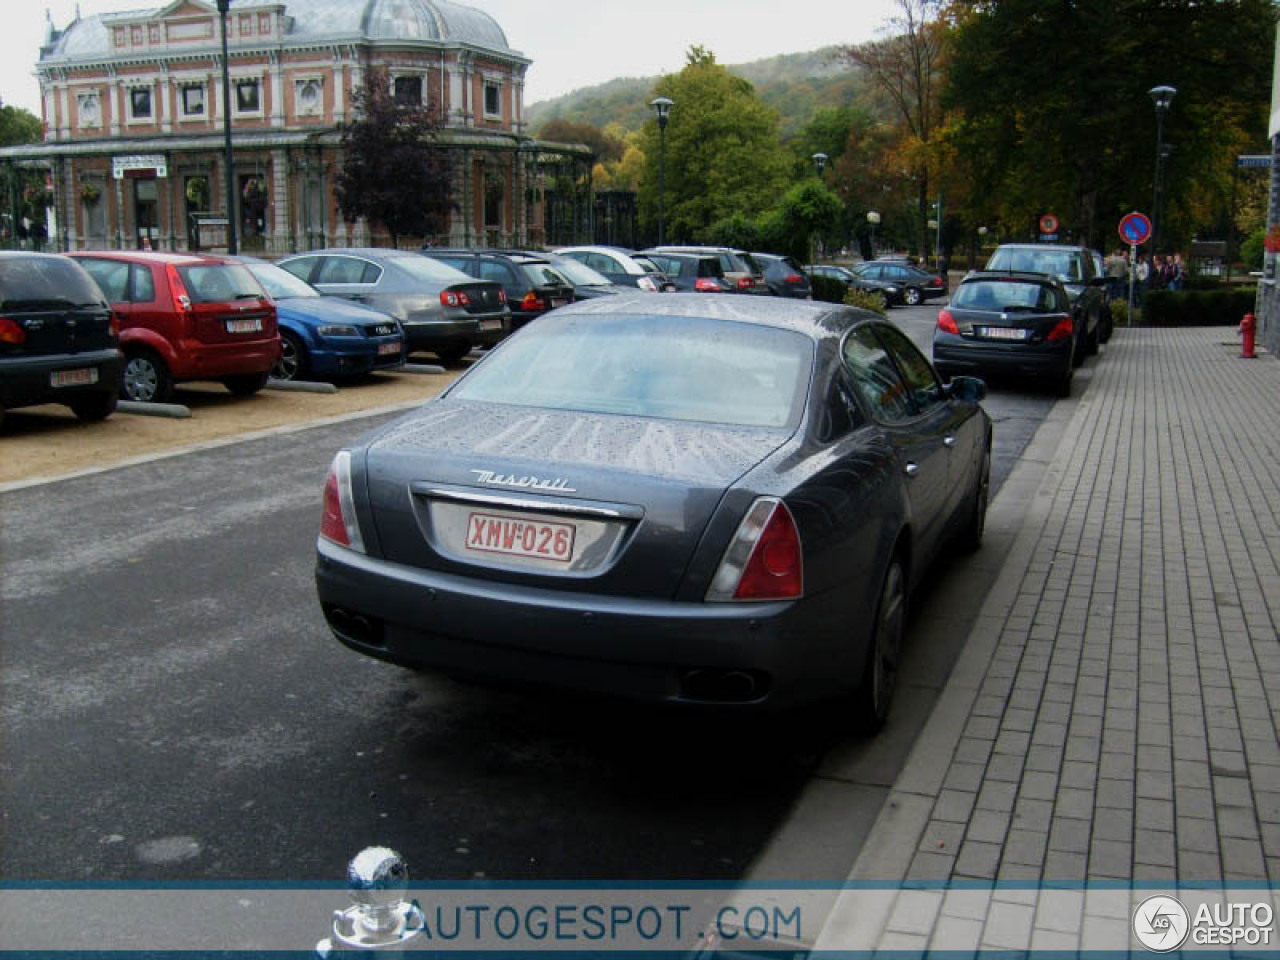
left=277, top=248, right=510, bottom=363
left=314, top=294, right=992, bottom=729
left=984, top=243, right=1109, bottom=362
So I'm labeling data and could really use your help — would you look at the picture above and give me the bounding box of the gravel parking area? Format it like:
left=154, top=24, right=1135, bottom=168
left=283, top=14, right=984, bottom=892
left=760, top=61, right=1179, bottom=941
left=0, top=367, right=463, bottom=487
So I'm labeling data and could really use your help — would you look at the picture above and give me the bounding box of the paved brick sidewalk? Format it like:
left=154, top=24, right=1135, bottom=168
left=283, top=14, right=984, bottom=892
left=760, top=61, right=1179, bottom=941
left=816, top=328, right=1280, bottom=951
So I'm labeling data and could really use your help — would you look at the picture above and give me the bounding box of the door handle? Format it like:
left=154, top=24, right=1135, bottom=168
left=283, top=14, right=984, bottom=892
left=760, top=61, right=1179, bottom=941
left=904, top=462, right=920, bottom=478
left=944, top=435, right=957, bottom=448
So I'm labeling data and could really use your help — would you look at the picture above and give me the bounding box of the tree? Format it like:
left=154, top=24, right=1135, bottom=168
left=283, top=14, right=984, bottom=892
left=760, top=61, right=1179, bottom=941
left=637, top=47, right=791, bottom=243
left=538, top=118, right=624, bottom=164
left=335, top=68, right=453, bottom=247
left=0, top=104, right=42, bottom=146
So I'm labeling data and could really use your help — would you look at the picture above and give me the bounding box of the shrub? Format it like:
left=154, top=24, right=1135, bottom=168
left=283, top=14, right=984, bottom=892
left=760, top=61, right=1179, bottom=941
left=810, top=274, right=848, bottom=304
left=1110, top=297, right=1140, bottom=328
left=1241, top=229, right=1266, bottom=271
left=1141, top=289, right=1255, bottom=326
left=844, top=287, right=888, bottom=315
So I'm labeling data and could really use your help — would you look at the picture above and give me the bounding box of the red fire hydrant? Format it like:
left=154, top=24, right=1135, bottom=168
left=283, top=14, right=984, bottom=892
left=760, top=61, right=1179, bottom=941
left=1241, top=313, right=1257, bottom=359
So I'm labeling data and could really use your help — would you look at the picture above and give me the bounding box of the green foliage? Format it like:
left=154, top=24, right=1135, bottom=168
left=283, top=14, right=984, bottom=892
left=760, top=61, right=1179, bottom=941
left=769, top=180, right=845, bottom=260
left=336, top=67, right=453, bottom=245
left=705, top=213, right=763, bottom=251
left=538, top=118, right=624, bottom=163
left=844, top=286, right=888, bottom=315
left=637, top=48, right=791, bottom=243
left=810, top=274, right=848, bottom=303
left=1241, top=229, right=1266, bottom=271
left=0, top=104, right=42, bottom=147
left=1110, top=297, right=1139, bottom=328
left=1141, top=289, right=1255, bottom=327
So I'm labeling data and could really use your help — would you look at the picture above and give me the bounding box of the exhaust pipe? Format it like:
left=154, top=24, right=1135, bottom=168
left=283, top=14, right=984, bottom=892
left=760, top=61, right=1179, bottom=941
left=326, top=607, right=381, bottom=646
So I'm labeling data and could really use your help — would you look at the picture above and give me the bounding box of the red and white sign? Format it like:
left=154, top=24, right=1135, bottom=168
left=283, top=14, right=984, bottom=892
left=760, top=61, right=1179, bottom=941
left=1039, top=214, right=1060, bottom=235
left=465, top=512, right=576, bottom=563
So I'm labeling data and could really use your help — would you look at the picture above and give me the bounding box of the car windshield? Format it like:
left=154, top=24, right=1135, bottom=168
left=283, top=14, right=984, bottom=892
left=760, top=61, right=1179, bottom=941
left=175, top=264, right=265, bottom=303
left=395, top=256, right=473, bottom=284
left=632, top=256, right=664, bottom=275
left=451, top=313, right=812, bottom=429
left=544, top=257, right=609, bottom=287
left=0, top=257, right=105, bottom=309
left=246, top=263, right=320, bottom=299
left=521, top=263, right=571, bottom=287
left=953, top=280, right=1057, bottom=311
left=987, top=248, right=1082, bottom=282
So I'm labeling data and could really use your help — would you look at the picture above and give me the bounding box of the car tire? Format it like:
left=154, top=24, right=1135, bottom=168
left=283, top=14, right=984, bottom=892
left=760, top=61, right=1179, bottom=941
left=435, top=343, right=472, bottom=364
left=959, top=440, right=992, bottom=553
left=68, top=390, right=118, bottom=423
left=273, top=331, right=308, bottom=382
left=1072, top=327, right=1086, bottom=368
left=223, top=371, right=271, bottom=396
left=904, top=286, right=923, bottom=306
left=122, top=349, right=173, bottom=403
left=853, top=552, right=907, bottom=733
left=1056, top=364, right=1074, bottom=397
left=1086, top=318, right=1100, bottom=356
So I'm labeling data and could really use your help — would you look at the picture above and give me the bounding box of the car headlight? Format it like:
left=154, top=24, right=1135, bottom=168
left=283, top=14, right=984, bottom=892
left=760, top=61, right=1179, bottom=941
left=316, top=324, right=361, bottom=337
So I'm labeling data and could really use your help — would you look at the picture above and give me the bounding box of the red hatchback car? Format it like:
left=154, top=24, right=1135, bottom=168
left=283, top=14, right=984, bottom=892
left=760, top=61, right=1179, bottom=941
left=68, top=251, right=280, bottom=403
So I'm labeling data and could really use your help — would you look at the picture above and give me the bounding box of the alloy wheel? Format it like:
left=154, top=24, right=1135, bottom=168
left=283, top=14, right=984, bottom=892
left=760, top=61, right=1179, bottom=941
left=274, top=335, right=301, bottom=381
left=123, top=356, right=159, bottom=402
left=905, top=287, right=922, bottom=306
left=871, top=561, right=905, bottom=719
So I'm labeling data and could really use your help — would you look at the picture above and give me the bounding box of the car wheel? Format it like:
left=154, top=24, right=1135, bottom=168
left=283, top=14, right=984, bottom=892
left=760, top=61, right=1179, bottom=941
left=223, top=371, right=271, bottom=396
left=854, top=553, right=907, bottom=732
left=959, top=440, right=992, bottom=553
left=904, top=286, right=923, bottom=306
left=1072, top=327, right=1086, bottom=368
left=1056, top=364, right=1074, bottom=397
left=273, top=331, right=308, bottom=382
left=68, top=390, right=118, bottom=423
left=122, top=350, right=173, bottom=403
left=435, top=343, right=472, bottom=364
left=1086, top=318, right=1100, bottom=356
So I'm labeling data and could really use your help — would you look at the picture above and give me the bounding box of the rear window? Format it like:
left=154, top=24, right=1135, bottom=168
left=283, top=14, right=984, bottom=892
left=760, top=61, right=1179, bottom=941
left=0, top=257, right=105, bottom=309
left=632, top=256, right=664, bottom=276
left=520, top=263, right=571, bottom=287
left=175, top=264, right=265, bottom=303
left=954, top=280, right=1062, bottom=312
left=396, top=256, right=473, bottom=284
left=986, top=248, right=1083, bottom=282
left=451, top=313, right=812, bottom=429
left=545, top=257, right=609, bottom=287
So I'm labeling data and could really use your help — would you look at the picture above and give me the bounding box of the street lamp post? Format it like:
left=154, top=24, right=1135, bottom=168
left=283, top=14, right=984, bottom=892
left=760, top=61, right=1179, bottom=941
left=1149, top=85, right=1176, bottom=254
left=217, top=0, right=237, bottom=255
left=867, top=210, right=881, bottom=257
left=810, top=153, right=827, bottom=263
left=650, top=97, right=673, bottom=245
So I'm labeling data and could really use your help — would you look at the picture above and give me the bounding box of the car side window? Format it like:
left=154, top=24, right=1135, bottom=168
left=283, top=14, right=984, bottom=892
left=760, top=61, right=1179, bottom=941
left=131, top=264, right=156, bottom=302
left=78, top=258, right=130, bottom=302
left=842, top=326, right=915, bottom=423
left=430, top=256, right=472, bottom=274
left=278, top=257, right=318, bottom=283
left=479, top=260, right=516, bottom=285
left=872, top=323, right=945, bottom=413
left=585, top=253, right=615, bottom=273
left=816, top=370, right=865, bottom=442
left=317, top=257, right=377, bottom=285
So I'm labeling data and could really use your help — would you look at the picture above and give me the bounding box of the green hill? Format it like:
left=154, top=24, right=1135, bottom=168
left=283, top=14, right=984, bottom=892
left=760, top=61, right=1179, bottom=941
left=526, top=47, right=865, bottom=140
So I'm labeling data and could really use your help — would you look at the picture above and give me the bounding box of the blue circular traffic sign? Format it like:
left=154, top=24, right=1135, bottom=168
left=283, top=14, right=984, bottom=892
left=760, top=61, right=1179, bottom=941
left=1119, top=211, right=1152, bottom=246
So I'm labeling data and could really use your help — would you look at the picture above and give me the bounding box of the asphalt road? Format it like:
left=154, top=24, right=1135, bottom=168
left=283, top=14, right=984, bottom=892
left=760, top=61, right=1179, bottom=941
left=0, top=300, right=1064, bottom=885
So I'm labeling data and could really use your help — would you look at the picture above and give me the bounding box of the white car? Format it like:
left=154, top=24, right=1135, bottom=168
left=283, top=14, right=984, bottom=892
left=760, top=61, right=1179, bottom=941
left=553, top=246, right=673, bottom=292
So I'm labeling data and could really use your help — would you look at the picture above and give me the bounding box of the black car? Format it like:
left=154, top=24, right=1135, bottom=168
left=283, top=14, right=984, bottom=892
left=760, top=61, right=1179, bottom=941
left=933, top=271, right=1077, bottom=396
left=0, top=252, right=123, bottom=428
left=315, top=294, right=992, bottom=728
left=984, top=243, right=1109, bottom=360
left=807, top=264, right=902, bottom=308
left=851, top=261, right=947, bottom=306
left=509, top=251, right=634, bottom=300
left=753, top=253, right=812, bottom=299
left=640, top=253, right=737, bottom=293
left=422, top=250, right=575, bottom=330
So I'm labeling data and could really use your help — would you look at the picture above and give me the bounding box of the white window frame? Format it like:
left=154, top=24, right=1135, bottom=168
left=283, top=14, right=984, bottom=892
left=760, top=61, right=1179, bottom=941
left=232, top=76, right=264, bottom=118
left=390, top=72, right=426, bottom=108
left=482, top=79, right=502, bottom=120
left=178, top=82, right=207, bottom=121
left=126, top=85, right=155, bottom=124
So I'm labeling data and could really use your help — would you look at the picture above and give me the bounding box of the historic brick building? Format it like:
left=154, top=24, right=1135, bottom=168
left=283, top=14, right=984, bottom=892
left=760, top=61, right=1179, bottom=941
left=0, top=0, right=593, bottom=253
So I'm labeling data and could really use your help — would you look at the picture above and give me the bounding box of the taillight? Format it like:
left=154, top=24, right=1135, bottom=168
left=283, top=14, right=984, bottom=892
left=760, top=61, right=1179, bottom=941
left=1047, top=316, right=1074, bottom=341
left=319, top=451, right=365, bottom=553
left=784, top=274, right=805, bottom=284
left=737, top=277, right=754, bottom=290
left=521, top=291, right=545, bottom=311
left=937, top=310, right=959, bottom=334
left=497, top=289, right=507, bottom=304
left=706, top=498, right=804, bottom=602
left=165, top=264, right=193, bottom=314
left=0, top=316, right=25, bottom=344
left=933, top=276, right=944, bottom=285
left=109, top=311, right=119, bottom=337
left=440, top=290, right=471, bottom=308
left=694, top=278, right=721, bottom=292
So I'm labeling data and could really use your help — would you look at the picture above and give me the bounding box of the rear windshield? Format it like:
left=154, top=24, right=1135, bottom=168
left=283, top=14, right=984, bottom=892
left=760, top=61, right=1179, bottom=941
left=545, top=257, right=609, bottom=287
left=0, top=257, right=105, bottom=309
left=954, top=280, right=1062, bottom=312
left=986, top=248, right=1083, bottom=282
left=176, top=264, right=265, bottom=303
left=247, top=263, right=319, bottom=299
left=520, top=263, right=571, bottom=288
left=451, top=313, right=812, bottom=429
left=395, top=256, right=472, bottom=284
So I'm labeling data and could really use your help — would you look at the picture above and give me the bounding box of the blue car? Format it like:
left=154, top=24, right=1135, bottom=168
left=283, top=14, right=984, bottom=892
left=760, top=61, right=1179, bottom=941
left=236, top=257, right=405, bottom=381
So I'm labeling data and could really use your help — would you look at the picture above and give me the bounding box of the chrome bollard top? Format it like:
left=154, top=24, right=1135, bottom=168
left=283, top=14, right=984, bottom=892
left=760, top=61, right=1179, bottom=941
left=347, top=846, right=409, bottom=910
left=317, top=846, right=425, bottom=955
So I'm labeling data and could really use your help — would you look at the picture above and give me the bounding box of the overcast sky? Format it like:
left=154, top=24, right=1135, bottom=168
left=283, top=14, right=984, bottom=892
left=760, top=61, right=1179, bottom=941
left=1, top=0, right=899, bottom=116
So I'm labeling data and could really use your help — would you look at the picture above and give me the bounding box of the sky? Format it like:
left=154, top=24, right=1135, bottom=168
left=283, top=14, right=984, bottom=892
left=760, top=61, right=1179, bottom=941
left=0, top=0, right=900, bottom=116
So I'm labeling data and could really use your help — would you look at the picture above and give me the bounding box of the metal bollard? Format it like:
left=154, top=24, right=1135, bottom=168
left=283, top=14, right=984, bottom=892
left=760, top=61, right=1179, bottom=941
left=1242, top=312, right=1257, bottom=359
left=316, top=847, right=425, bottom=956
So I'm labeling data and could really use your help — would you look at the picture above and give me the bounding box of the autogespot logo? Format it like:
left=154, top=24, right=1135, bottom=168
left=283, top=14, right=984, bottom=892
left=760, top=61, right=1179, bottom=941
left=1133, top=895, right=1190, bottom=952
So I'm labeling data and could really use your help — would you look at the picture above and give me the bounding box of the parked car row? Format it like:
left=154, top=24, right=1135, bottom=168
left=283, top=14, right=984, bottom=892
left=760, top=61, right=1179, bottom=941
left=807, top=260, right=948, bottom=308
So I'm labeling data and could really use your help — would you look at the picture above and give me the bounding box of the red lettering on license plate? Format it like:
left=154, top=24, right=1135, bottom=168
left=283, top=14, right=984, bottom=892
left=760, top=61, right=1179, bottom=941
left=465, top=512, right=576, bottom=563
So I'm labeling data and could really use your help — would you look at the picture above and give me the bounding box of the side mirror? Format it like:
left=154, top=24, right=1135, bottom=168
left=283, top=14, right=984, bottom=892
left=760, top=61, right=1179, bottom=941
left=948, top=375, right=987, bottom=404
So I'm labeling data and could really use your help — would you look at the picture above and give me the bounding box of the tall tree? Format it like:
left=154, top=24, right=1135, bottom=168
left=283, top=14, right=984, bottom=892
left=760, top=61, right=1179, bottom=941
left=638, top=47, right=791, bottom=243
left=335, top=68, right=453, bottom=247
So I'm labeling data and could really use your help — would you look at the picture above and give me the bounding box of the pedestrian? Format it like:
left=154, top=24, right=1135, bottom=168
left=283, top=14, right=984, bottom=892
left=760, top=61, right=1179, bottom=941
left=1167, top=253, right=1185, bottom=291
left=1104, top=248, right=1128, bottom=302
left=1135, top=252, right=1151, bottom=296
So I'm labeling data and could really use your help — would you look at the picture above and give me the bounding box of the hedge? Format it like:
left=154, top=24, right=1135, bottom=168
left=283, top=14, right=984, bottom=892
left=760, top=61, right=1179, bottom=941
left=810, top=274, right=848, bottom=304
left=1141, top=289, right=1255, bottom=327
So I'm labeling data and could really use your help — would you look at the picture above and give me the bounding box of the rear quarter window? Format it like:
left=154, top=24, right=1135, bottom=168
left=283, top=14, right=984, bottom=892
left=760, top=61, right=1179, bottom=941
left=0, top=257, right=105, bottom=309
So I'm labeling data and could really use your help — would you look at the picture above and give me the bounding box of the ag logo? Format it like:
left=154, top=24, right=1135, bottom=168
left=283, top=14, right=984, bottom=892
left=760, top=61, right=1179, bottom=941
left=1133, top=895, right=1190, bottom=952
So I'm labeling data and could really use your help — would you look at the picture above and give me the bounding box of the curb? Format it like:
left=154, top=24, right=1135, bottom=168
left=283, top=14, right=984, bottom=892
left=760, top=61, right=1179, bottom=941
left=116, top=400, right=193, bottom=419
left=265, top=378, right=339, bottom=394
left=402, top=363, right=447, bottom=375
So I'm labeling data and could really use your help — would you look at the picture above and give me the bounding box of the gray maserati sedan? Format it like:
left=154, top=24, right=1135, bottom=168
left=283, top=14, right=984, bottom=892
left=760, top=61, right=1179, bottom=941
left=315, top=294, right=992, bottom=729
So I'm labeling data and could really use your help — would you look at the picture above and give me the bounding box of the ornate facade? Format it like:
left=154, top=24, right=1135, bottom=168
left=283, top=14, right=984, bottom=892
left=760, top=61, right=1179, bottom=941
left=0, top=0, right=593, bottom=253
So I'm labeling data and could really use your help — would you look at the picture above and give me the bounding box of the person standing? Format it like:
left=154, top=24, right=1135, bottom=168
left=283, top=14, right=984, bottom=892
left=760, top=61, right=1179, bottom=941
left=1104, top=248, right=1128, bottom=301
left=1167, top=253, right=1185, bottom=290
left=1135, top=252, right=1151, bottom=296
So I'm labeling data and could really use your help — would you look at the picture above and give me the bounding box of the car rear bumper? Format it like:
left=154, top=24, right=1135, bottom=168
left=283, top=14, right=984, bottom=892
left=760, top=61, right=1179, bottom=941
left=0, top=349, right=124, bottom=409
left=315, top=539, right=846, bottom=710
left=401, top=319, right=479, bottom=351
left=932, top=336, right=1072, bottom=377
left=171, top=338, right=280, bottom=379
left=308, top=337, right=406, bottom=377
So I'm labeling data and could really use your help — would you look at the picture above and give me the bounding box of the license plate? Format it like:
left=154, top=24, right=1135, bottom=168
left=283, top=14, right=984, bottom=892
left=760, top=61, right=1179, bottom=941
left=480, top=318, right=503, bottom=331
left=550, top=298, right=566, bottom=308
left=50, top=367, right=98, bottom=388
left=981, top=326, right=1029, bottom=340
left=377, top=342, right=400, bottom=356
left=226, top=318, right=263, bottom=334
left=465, top=512, right=576, bottom=563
